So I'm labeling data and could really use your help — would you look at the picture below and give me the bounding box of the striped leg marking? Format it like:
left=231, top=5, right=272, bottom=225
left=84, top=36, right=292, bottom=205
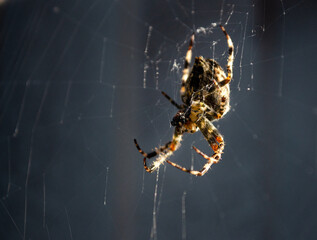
left=180, top=33, right=195, bottom=97
left=165, top=146, right=220, bottom=176
left=219, top=25, right=234, bottom=86
left=134, top=129, right=183, bottom=173
left=161, top=91, right=182, bottom=109
left=134, top=139, right=171, bottom=159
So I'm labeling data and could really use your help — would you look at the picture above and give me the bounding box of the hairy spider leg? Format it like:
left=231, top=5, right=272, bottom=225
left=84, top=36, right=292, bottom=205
left=166, top=116, right=224, bottom=176
left=166, top=146, right=218, bottom=176
left=161, top=91, right=182, bottom=109
left=196, top=117, right=224, bottom=154
left=134, top=128, right=183, bottom=172
left=142, top=158, right=152, bottom=172
left=180, top=33, right=195, bottom=97
left=219, top=25, right=234, bottom=87
left=134, top=139, right=171, bottom=159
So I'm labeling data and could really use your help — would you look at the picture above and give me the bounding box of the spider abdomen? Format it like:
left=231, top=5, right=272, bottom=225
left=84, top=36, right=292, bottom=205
left=206, top=85, right=230, bottom=120
left=182, top=56, right=230, bottom=121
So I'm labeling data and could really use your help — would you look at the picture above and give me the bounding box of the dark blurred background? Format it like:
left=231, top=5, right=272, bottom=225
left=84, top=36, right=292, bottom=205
left=1, top=0, right=317, bottom=239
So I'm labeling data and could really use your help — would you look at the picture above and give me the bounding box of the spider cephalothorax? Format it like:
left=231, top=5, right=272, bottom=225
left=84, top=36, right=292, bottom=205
left=171, top=107, right=190, bottom=126
left=134, top=25, right=234, bottom=176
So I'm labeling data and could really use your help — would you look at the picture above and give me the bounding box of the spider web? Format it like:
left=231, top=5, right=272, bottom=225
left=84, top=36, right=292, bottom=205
left=1, top=0, right=317, bottom=239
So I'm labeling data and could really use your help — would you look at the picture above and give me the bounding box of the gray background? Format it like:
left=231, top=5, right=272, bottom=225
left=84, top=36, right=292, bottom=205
left=1, top=0, right=317, bottom=239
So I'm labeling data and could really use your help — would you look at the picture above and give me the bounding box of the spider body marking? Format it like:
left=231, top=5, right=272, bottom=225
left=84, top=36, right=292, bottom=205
left=134, top=25, right=233, bottom=176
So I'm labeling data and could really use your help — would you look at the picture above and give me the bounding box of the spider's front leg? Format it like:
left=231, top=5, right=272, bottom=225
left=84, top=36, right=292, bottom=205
left=219, top=25, right=234, bottom=87
left=180, top=33, right=195, bottom=97
left=134, top=127, right=183, bottom=173
left=134, top=139, right=171, bottom=159
left=161, top=91, right=183, bottom=110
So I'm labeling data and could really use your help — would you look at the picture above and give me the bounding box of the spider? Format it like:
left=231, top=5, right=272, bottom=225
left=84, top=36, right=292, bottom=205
left=134, top=25, right=233, bottom=176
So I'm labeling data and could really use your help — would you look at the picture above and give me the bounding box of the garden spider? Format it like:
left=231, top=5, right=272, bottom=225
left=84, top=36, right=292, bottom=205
left=134, top=25, right=233, bottom=176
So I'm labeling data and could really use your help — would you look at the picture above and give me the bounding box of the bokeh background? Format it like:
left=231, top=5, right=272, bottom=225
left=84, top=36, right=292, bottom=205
left=1, top=0, right=317, bottom=239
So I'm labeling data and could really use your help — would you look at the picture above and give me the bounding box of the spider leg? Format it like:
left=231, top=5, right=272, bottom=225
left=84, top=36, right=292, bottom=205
left=166, top=145, right=221, bottom=176
left=219, top=25, right=234, bottom=87
left=166, top=116, right=224, bottom=176
left=161, top=91, right=182, bottom=109
left=166, top=146, right=219, bottom=176
left=180, top=33, right=195, bottom=97
left=196, top=116, right=224, bottom=154
left=142, top=157, right=153, bottom=173
left=134, top=128, right=183, bottom=172
left=134, top=139, right=171, bottom=159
